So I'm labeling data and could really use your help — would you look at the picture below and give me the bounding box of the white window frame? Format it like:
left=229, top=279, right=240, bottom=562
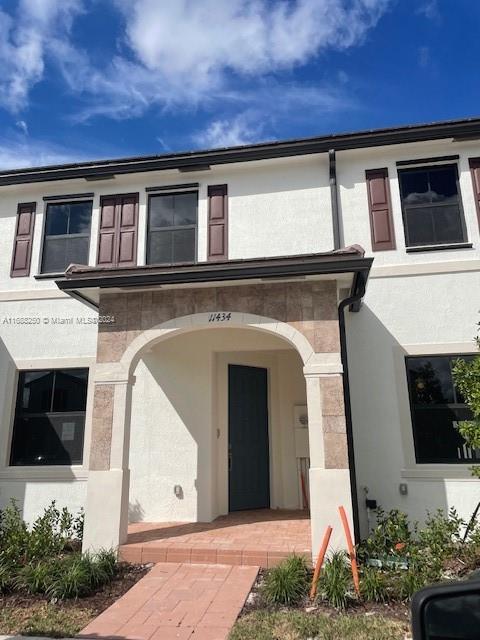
left=0, top=357, right=95, bottom=481
left=393, top=342, right=479, bottom=481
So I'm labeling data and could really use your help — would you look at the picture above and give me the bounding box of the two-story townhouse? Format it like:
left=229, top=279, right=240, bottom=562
left=0, top=117, right=479, bottom=559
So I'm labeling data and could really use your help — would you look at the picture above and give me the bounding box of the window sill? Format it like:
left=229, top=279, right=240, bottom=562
left=401, top=466, right=477, bottom=480
left=0, top=466, right=88, bottom=481
left=406, top=242, right=473, bottom=253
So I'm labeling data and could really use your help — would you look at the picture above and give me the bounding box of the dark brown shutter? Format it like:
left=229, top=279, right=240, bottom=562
left=97, top=193, right=138, bottom=267
left=11, top=202, right=36, bottom=277
left=469, top=158, right=480, bottom=229
left=365, top=168, right=396, bottom=251
left=97, top=197, right=117, bottom=267
left=207, top=184, right=228, bottom=261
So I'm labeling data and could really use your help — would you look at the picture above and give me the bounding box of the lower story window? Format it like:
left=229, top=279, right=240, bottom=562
left=406, top=354, right=478, bottom=464
left=10, top=368, right=88, bottom=466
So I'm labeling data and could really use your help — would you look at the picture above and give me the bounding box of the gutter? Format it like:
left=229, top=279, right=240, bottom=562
left=337, top=269, right=368, bottom=542
left=329, top=149, right=341, bottom=250
left=3, top=117, right=480, bottom=185
left=55, top=252, right=372, bottom=292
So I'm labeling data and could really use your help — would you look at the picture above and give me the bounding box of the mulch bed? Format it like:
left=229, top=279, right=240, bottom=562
left=0, top=562, right=149, bottom=636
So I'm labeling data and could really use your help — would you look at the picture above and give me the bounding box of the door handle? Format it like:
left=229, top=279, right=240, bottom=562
left=228, top=452, right=232, bottom=471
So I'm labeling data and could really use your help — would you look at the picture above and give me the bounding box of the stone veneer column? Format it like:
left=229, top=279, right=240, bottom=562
left=82, top=368, right=133, bottom=552
left=304, top=355, right=354, bottom=556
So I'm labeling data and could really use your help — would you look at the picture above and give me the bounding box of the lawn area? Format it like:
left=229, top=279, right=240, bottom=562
left=0, top=563, right=147, bottom=637
left=230, top=610, right=407, bottom=640
left=0, top=599, right=94, bottom=638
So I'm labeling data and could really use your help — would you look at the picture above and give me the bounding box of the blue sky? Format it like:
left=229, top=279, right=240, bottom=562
left=0, top=0, right=478, bottom=169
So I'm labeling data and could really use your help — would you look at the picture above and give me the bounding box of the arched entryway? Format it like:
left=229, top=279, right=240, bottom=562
left=127, top=325, right=308, bottom=524
left=83, top=304, right=353, bottom=558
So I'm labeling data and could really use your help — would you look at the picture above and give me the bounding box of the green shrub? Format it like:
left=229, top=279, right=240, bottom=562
left=318, top=551, right=352, bottom=610
left=46, top=554, right=93, bottom=600
left=418, top=509, right=464, bottom=560
left=360, top=566, right=389, bottom=603
left=14, top=560, right=54, bottom=594
left=43, top=551, right=118, bottom=600
left=360, top=509, right=414, bottom=562
left=0, top=499, right=84, bottom=567
left=0, top=500, right=29, bottom=566
left=82, top=550, right=117, bottom=589
left=0, top=561, right=14, bottom=593
left=94, top=548, right=117, bottom=580
left=262, top=554, right=309, bottom=606
left=0, top=500, right=116, bottom=600
left=395, top=568, right=427, bottom=601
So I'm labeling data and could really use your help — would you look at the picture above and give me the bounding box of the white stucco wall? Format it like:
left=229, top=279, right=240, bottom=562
left=1, top=133, right=480, bottom=535
left=338, top=139, right=480, bottom=267
left=0, top=297, right=96, bottom=521
left=128, top=327, right=306, bottom=523
left=347, top=269, right=480, bottom=536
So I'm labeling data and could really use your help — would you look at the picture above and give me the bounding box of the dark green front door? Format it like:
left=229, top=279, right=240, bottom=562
left=228, top=364, right=270, bottom=512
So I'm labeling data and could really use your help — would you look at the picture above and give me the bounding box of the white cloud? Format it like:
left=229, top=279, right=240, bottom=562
left=416, top=0, right=440, bottom=22
left=194, top=112, right=267, bottom=148
left=0, top=0, right=391, bottom=141
left=0, top=0, right=84, bottom=112
left=0, top=135, right=89, bottom=170
left=191, top=81, right=357, bottom=148
left=418, top=46, right=430, bottom=69
left=15, top=119, right=28, bottom=135
left=117, top=0, right=389, bottom=84
left=64, top=0, right=390, bottom=122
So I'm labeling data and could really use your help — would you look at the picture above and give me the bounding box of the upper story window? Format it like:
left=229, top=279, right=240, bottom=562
left=10, top=368, right=88, bottom=466
left=406, top=355, right=478, bottom=464
left=398, top=165, right=467, bottom=248
left=41, top=200, right=92, bottom=273
left=147, top=192, right=197, bottom=265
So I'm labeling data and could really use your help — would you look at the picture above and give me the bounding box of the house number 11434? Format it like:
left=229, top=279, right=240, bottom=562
left=208, top=312, right=232, bottom=322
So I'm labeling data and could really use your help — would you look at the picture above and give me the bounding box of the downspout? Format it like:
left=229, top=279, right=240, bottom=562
left=337, top=270, right=367, bottom=542
left=329, top=149, right=341, bottom=250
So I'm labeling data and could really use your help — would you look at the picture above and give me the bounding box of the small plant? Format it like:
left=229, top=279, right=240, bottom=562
left=452, top=343, right=480, bottom=479
left=82, top=550, right=117, bottom=588
left=396, top=568, right=427, bottom=601
left=418, top=509, right=464, bottom=561
left=262, top=554, right=309, bottom=606
left=46, top=554, right=93, bottom=600
left=0, top=500, right=29, bottom=566
left=0, top=499, right=85, bottom=568
left=14, top=560, right=54, bottom=594
left=360, top=509, right=415, bottom=562
left=95, top=548, right=117, bottom=580
left=318, top=551, right=352, bottom=610
left=360, top=566, right=389, bottom=603
left=0, top=561, right=14, bottom=593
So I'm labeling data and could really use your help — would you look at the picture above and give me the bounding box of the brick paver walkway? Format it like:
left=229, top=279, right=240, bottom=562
left=79, top=562, right=258, bottom=640
left=120, top=509, right=311, bottom=568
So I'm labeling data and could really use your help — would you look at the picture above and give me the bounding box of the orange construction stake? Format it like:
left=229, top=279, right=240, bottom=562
left=300, top=471, right=309, bottom=510
left=309, top=525, right=332, bottom=600
left=338, top=505, right=360, bottom=595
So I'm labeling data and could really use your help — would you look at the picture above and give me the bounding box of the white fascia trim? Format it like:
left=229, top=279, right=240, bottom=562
left=401, top=467, right=477, bottom=481
left=370, top=259, right=480, bottom=279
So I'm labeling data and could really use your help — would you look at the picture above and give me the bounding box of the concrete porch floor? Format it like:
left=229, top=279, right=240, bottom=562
left=119, top=509, right=311, bottom=568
